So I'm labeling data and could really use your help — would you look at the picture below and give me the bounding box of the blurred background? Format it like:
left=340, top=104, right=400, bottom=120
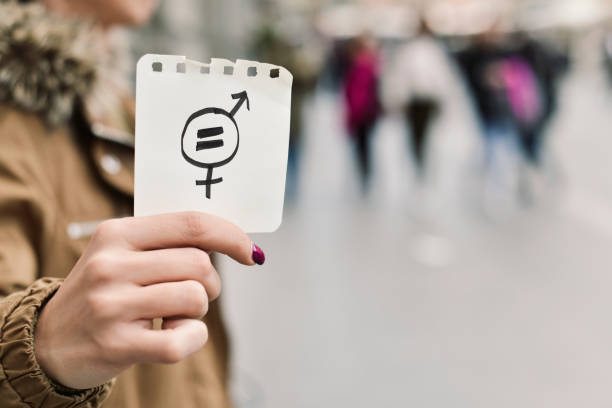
left=131, top=0, right=612, bottom=406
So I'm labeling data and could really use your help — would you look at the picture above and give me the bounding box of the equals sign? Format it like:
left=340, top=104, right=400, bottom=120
left=196, top=127, right=224, bottom=150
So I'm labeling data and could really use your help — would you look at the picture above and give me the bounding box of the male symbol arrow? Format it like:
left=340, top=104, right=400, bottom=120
left=230, top=91, right=250, bottom=117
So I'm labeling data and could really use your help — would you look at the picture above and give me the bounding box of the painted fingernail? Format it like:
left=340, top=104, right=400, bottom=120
left=252, top=243, right=265, bottom=265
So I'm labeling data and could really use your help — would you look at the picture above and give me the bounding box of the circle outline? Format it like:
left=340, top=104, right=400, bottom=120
left=180, top=107, right=240, bottom=169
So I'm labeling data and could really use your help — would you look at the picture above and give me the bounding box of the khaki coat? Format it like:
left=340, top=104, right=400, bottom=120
left=0, top=3, right=232, bottom=407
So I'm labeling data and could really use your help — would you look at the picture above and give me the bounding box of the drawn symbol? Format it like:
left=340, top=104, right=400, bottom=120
left=181, top=91, right=250, bottom=199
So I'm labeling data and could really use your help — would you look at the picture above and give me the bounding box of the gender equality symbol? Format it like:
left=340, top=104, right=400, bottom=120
left=180, top=91, right=250, bottom=199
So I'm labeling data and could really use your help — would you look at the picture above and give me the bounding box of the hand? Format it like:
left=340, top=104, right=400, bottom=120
left=34, top=212, right=262, bottom=390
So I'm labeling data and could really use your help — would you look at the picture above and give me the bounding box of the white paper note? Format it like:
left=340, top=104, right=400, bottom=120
left=134, top=54, right=293, bottom=232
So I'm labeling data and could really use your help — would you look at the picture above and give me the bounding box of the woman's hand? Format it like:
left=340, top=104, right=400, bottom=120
left=34, top=212, right=262, bottom=390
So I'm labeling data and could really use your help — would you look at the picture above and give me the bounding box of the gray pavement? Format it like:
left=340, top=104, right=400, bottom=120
left=220, top=58, right=612, bottom=408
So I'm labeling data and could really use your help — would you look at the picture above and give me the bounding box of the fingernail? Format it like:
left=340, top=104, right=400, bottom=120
left=252, top=243, right=265, bottom=265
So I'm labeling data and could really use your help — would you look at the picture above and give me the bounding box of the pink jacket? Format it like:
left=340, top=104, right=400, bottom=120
left=343, top=49, right=381, bottom=132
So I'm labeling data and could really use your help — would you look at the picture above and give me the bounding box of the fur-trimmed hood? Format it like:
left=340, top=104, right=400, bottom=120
left=0, top=1, right=101, bottom=127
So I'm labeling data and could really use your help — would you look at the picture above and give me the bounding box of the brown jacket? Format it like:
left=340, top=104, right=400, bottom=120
left=0, top=3, right=231, bottom=407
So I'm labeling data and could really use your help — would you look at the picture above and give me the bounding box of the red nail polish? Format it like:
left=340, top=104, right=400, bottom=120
left=252, top=243, right=265, bottom=265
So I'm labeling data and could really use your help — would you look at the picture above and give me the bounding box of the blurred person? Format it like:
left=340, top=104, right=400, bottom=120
left=321, top=38, right=352, bottom=91
left=384, top=19, right=455, bottom=181
left=513, top=34, right=568, bottom=203
left=455, top=27, right=565, bottom=206
left=251, top=24, right=319, bottom=202
left=455, top=26, right=521, bottom=175
left=512, top=33, right=568, bottom=168
left=0, top=1, right=265, bottom=408
left=343, top=32, right=381, bottom=193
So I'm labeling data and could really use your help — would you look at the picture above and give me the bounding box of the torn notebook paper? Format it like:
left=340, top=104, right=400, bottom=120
left=135, top=55, right=293, bottom=233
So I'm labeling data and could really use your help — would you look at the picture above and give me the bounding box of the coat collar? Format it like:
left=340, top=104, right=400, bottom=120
left=0, top=1, right=135, bottom=199
left=85, top=89, right=135, bottom=148
left=0, top=1, right=134, bottom=147
left=0, top=2, right=99, bottom=127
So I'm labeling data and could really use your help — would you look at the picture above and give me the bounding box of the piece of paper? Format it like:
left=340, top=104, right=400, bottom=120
left=134, top=54, right=293, bottom=232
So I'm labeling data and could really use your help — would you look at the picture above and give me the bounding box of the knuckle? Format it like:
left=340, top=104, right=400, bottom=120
left=200, top=252, right=213, bottom=271
left=188, top=249, right=211, bottom=271
left=85, top=254, right=116, bottom=283
left=181, top=212, right=205, bottom=239
left=85, top=293, right=102, bottom=312
left=201, top=322, right=209, bottom=344
left=160, top=339, right=184, bottom=364
left=186, top=250, right=220, bottom=302
left=93, top=219, right=122, bottom=241
left=204, top=267, right=221, bottom=302
left=184, top=281, right=208, bottom=316
left=208, top=278, right=222, bottom=302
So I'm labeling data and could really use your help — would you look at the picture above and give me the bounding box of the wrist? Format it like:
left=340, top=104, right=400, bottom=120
left=0, top=279, right=111, bottom=405
left=33, top=298, right=64, bottom=389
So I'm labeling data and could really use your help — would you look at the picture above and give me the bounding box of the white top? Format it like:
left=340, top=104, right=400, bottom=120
left=382, top=35, right=457, bottom=111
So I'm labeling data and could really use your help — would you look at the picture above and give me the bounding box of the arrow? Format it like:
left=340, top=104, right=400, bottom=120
left=230, top=91, right=250, bottom=117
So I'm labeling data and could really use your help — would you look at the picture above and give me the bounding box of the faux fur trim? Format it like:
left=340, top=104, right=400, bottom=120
left=0, top=1, right=101, bottom=127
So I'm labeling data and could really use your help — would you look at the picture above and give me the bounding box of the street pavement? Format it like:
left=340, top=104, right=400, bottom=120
left=219, top=55, right=612, bottom=408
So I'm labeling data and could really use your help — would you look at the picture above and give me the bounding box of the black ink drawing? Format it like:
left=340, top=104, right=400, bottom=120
left=181, top=91, right=250, bottom=199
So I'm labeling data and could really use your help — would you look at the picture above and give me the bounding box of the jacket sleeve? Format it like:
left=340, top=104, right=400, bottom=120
left=0, top=111, right=111, bottom=407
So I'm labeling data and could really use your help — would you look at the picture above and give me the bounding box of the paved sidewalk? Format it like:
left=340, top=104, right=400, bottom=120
left=221, top=62, right=612, bottom=408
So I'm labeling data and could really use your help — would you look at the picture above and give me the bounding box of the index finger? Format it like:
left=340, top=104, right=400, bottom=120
left=110, top=212, right=259, bottom=265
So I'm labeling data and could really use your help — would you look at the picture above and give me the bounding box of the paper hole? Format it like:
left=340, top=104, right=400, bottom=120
left=270, top=68, right=280, bottom=78
left=200, top=66, right=210, bottom=74
left=247, top=66, right=258, bottom=77
left=176, top=63, right=186, bottom=73
left=152, top=62, right=162, bottom=72
left=224, top=66, right=234, bottom=75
